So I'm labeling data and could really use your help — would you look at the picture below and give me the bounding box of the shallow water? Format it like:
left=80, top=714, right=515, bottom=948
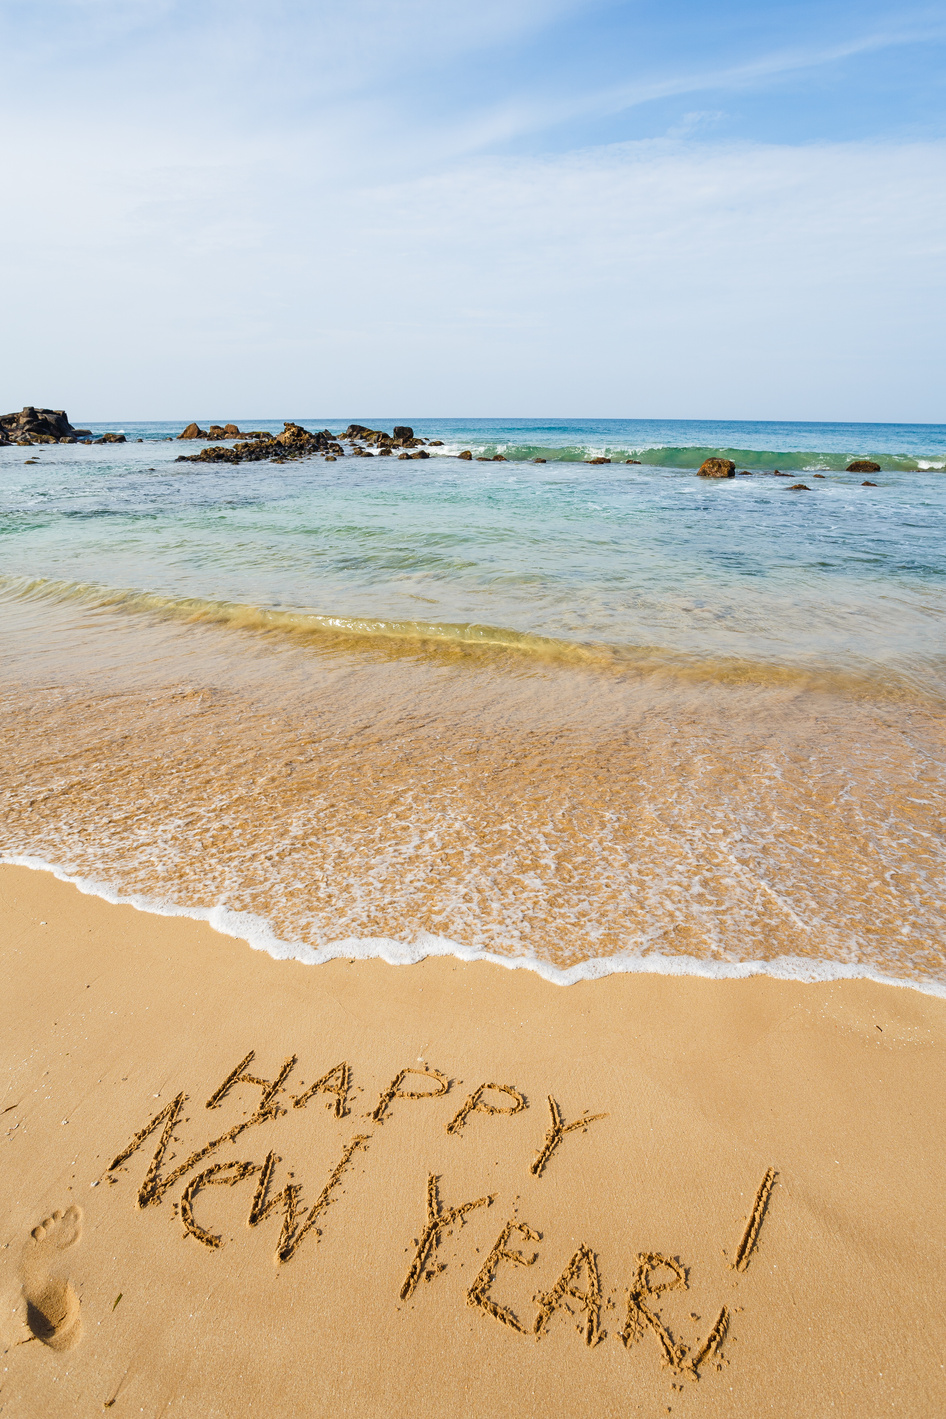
left=2, top=418, right=944, bottom=990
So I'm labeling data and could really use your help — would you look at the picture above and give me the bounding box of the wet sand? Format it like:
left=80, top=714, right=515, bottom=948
left=1, top=863, right=944, bottom=1418
left=2, top=591, right=945, bottom=985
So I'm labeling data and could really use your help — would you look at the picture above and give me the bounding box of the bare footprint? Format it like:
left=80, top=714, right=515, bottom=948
left=20, top=1206, right=83, bottom=1350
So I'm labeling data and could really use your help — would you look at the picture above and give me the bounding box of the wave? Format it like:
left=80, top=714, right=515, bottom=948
left=5, top=855, right=944, bottom=998
left=1, top=572, right=940, bottom=703
left=435, top=442, right=946, bottom=471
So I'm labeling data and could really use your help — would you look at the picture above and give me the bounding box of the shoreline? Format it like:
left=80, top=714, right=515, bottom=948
left=4, top=853, right=946, bottom=1000
left=1, top=862, right=944, bottom=1416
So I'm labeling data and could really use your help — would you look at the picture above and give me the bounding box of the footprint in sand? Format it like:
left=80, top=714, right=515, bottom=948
left=20, top=1206, right=83, bottom=1350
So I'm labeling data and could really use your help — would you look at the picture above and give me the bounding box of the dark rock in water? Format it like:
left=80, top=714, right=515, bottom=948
left=397, top=452, right=411, bottom=460
left=861, top=480, right=878, bottom=487
left=773, top=470, right=789, bottom=476
left=587, top=457, right=610, bottom=465
left=325, top=455, right=337, bottom=461
left=847, top=460, right=881, bottom=473
left=343, top=424, right=372, bottom=438
left=178, top=423, right=207, bottom=440
left=626, top=459, right=641, bottom=464
left=534, top=458, right=546, bottom=464
left=411, top=450, right=429, bottom=459
left=378, top=448, right=393, bottom=456
left=788, top=483, right=810, bottom=491
left=428, top=440, right=444, bottom=446
left=813, top=474, right=825, bottom=479
left=393, top=426, right=414, bottom=441
left=224, top=424, right=241, bottom=437
left=697, top=458, right=735, bottom=478
left=0, top=406, right=91, bottom=444
left=457, top=450, right=473, bottom=460
left=492, top=454, right=507, bottom=461
left=94, top=433, right=126, bottom=443
left=476, top=457, right=492, bottom=462
left=738, top=470, right=752, bottom=475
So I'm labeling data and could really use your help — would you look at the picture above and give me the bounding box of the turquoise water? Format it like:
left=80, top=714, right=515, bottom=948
left=2, top=418, right=944, bottom=695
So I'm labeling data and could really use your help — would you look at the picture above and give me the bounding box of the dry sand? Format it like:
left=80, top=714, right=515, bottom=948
left=1, top=861, right=944, bottom=1418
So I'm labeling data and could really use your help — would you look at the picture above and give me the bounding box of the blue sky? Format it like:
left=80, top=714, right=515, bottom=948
left=1, top=1, right=944, bottom=419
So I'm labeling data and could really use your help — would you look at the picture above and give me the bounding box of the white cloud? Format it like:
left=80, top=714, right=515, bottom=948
left=1, top=123, right=942, bottom=419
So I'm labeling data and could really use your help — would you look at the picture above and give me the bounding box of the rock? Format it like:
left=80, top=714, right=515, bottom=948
left=773, top=471, right=789, bottom=477
left=457, top=450, right=473, bottom=460
left=492, top=454, right=507, bottom=462
left=847, top=460, right=881, bottom=473
left=428, top=440, right=444, bottom=446
left=224, top=424, right=241, bottom=438
left=626, top=459, right=641, bottom=464
left=325, top=456, right=336, bottom=461
left=178, top=423, right=207, bottom=440
left=587, top=457, right=610, bottom=465
left=861, top=480, right=878, bottom=487
left=738, top=470, right=752, bottom=475
left=697, top=458, right=736, bottom=478
left=788, top=483, right=810, bottom=491
left=343, top=424, right=372, bottom=439
left=378, top=448, right=393, bottom=456
left=397, top=453, right=411, bottom=460
left=813, top=474, right=825, bottom=479
left=393, top=426, right=414, bottom=441
left=93, top=433, right=126, bottom=443
left=207, top=425, right=227, bottom=439
left=0, top=407, right=90, bottom=443
left=476, top=457, right=492, bottom=462
left=411, top=450, right=429, bottom=459
left=534, top=458, right=546, bottom=464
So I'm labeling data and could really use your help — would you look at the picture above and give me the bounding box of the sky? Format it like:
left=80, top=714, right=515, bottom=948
left=1, top=0, right=945, bottom=421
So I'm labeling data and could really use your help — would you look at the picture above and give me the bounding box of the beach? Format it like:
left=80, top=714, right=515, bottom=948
left=2, top=419, right=945, bottom=1414
left=2, top=862, right=945, bottom=1418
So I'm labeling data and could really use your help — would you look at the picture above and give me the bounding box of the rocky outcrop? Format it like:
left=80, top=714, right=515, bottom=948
left=0, top=407, right=93, bottom=445
left=175, top=422, right=344, bottom=466
left=847, top=460, right=881, bottom=473
left=457, top=450, right=473, bottom=460
left=177, top=422, right=267, bottom=441
left=93, top=433, right=126, bottom=444
left=697, top=458, right=736, bottom=478
left=173, top=420, right=443, bottom=467
left=587, top=457, right=611, bottom=464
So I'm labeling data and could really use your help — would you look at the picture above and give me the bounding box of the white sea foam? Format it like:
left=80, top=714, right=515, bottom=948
left=6, top=853, right=944, bottom=1000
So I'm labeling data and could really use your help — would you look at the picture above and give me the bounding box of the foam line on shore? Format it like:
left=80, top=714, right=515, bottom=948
left=6, top=853, right=944, bottom=1001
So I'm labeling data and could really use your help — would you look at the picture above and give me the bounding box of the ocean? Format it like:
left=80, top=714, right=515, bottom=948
left=2, top=417, right=944, bottom=991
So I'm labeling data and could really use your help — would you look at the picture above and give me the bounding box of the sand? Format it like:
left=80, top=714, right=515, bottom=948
left=1, top=864, right=944, bottom=1417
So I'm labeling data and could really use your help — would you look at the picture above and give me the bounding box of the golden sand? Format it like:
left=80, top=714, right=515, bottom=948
left=1, top=864, right=945, bottom=1417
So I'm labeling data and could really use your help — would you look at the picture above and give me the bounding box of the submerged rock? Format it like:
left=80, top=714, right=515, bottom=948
left=847, top=460, right=881, bottom=473
left=788, top=483, right=810, bottom=491
left=697, top=458, right=736, bottom=478
left=861, top=480, right=878, bottom=487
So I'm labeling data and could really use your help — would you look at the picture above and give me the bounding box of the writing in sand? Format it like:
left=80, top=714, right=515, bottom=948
left=37, top=1047, right=780, bottom=1384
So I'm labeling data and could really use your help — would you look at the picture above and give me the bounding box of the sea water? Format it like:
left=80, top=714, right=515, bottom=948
left=2, top=418, right=944, bottom=991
